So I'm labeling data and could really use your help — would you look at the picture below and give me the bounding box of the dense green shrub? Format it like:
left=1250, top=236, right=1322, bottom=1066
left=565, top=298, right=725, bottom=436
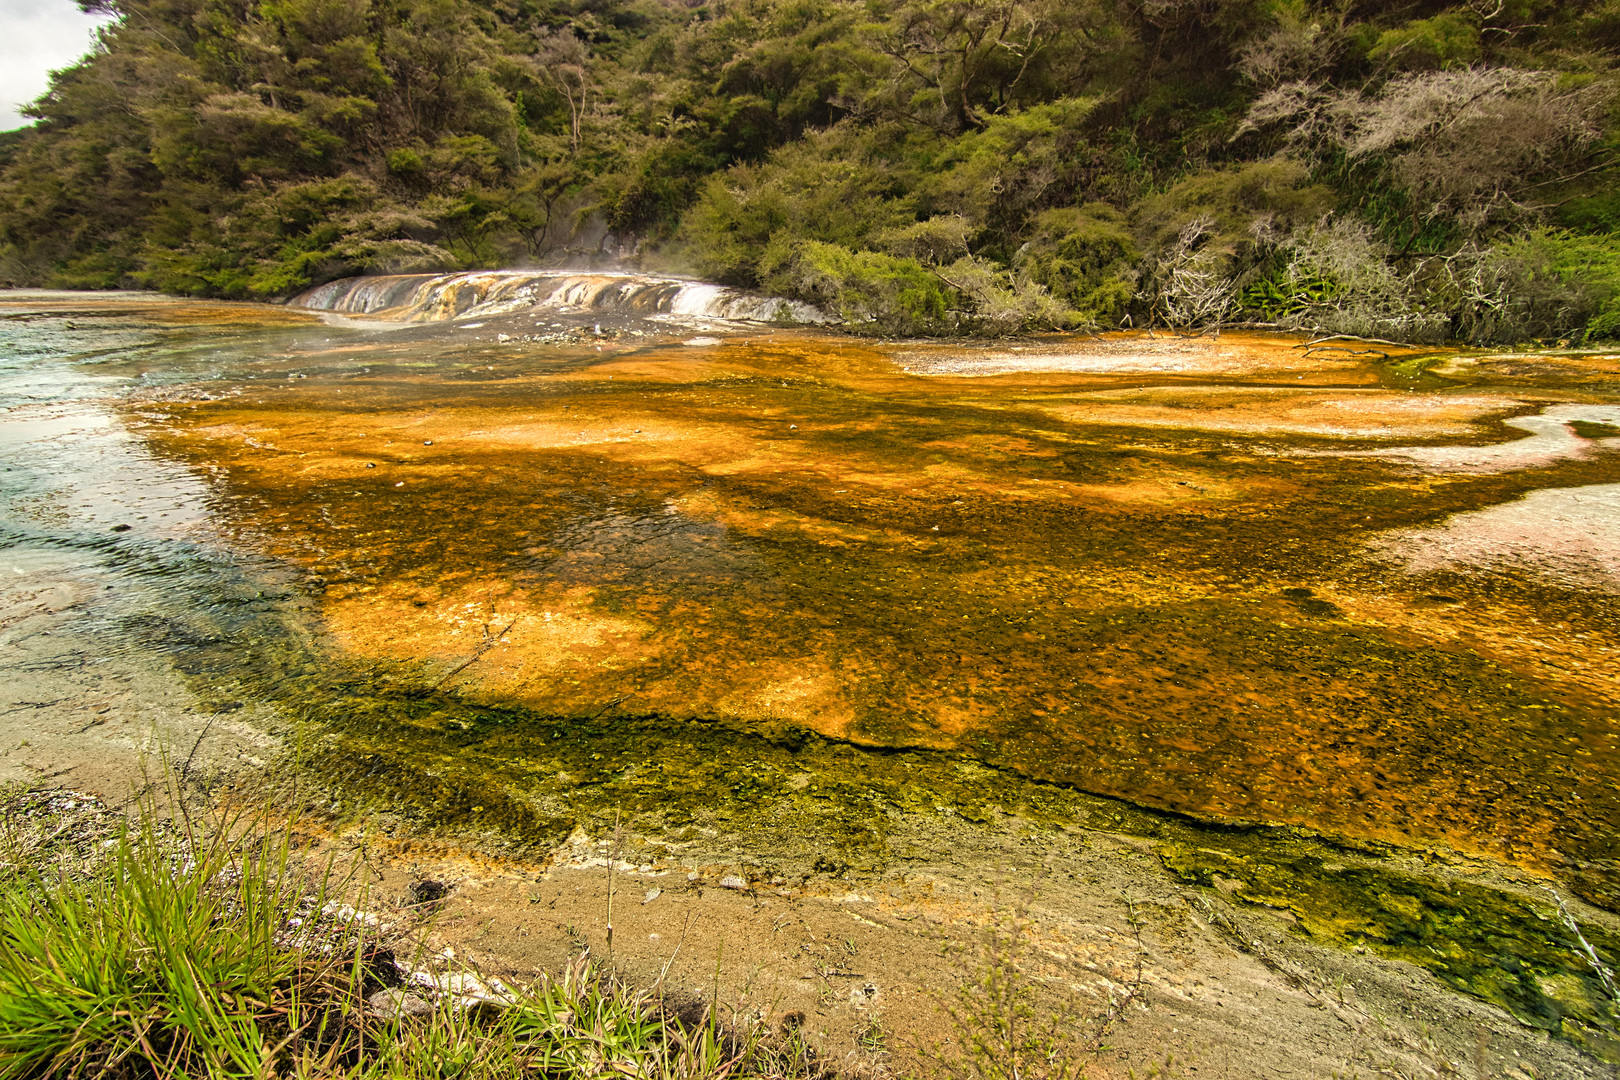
left=682, top=125, right=916, bottom=288
left=1436, top=230, right=1620, bottom=343
left=775, top=241, right=955, bottom=335
left=1015, top=205, right=1138, bottom=327
left=1, top=0, right=1619, bottom=339
left=1239, top=218, right=1447, bottom=339
left=1367, top=13, right=1482, bottom=72
left=1135, top=160, right=1337, bottom=260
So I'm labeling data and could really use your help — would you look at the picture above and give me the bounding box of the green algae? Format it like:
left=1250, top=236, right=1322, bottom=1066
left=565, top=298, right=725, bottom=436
left=15, top=298, right=1616, bottom=1058
left=1160, top=842, right=1620, bottom=1056
left=1382, top=353, right=1448, bottom=386
left=279, top=667, right=1620, bottom=1057
left=1572, top=419, right=1620, bottom=439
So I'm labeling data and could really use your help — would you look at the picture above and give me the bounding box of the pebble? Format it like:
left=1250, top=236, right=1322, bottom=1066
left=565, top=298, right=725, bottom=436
left=321, top=902, right=380, bottom=928
left=367, top=988, right=434, bottom=1019
left=643, top=887, right=662, bottom=904
left=718, top=874, right=748, bottom=890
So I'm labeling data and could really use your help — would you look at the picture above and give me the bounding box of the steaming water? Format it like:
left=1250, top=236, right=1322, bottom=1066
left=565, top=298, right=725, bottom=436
left=10, top=290, right=1620, bottom=1064
left=4, top=289, right=1620, bottom=902
left=291, top=270, right=827, bottom=325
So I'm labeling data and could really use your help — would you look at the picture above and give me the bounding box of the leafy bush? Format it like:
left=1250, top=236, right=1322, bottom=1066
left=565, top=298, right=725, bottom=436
left=1015, top=204, right=1138, bottom=327
left=1432, top=229, right=1620, bottom=343
left=918, top=98, right=1098, bottom=250
left=935, top=254, right=1087, bottom=334
left=1134, top=160, right=1337, bottom=323
left=1242, top=217, right=1447, bottom=340
left=776, top=241, right=955, bottom=335
left=1366, top=13, right=1482, bottom=72
left=879, top=215, right=975, bottom=266
left=682, top=124, right=916, bottom=288
left=1134, top=159, right=1337, bottom=259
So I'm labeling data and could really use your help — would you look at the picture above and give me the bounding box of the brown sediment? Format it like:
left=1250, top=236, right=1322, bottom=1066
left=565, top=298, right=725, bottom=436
left=1039, top=386, right=1527, bottom=439
left=1430, top=350, right=1620, bottom=389
left=14, top=294, right=1620, bottom=1068
left=327, top=582, right=658, bottom=691
left=894, top=330, right=1431, bottom=379
left=1326, top=586, right=1620, bottom=712
left=127, top=327, right=1620, bottom=881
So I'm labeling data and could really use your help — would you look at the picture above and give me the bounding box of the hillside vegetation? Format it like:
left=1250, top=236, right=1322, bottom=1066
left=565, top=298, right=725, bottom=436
left=2, top=0, right=1619, bottom=339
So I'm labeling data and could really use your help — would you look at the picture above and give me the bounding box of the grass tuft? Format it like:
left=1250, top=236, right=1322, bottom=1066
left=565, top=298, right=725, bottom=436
left=0, top=783, right=833, bottom=1080
left=0, top=785, right=359, bottom=1079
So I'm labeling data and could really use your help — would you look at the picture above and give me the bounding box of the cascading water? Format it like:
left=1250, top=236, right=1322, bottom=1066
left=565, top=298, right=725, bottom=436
left=290, top=270, right=827, bottom=325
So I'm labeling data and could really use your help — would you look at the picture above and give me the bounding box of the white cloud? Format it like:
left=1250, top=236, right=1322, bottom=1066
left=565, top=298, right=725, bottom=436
left=0, top=0, right=115, bottom=132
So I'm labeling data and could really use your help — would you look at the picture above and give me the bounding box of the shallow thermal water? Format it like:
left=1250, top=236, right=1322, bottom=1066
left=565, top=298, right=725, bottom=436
left=1373, top=483, right=1620, bottom=592
left=4, top=291, right=1620, bottom=898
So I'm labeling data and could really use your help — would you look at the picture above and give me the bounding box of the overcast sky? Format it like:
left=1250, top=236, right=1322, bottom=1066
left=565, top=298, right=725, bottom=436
left=1, top=0, right=115, bottom=131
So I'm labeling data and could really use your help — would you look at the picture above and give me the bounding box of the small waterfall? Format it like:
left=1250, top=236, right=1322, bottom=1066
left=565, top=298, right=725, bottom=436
left=290, top=270, right=826, bottom=325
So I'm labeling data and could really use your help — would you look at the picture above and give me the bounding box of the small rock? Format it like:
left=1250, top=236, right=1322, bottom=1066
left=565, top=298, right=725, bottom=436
left=321, top=902, right=380, bottom=928
left=402, top=968, right=439, bottom=992
left=438, top=972, right=491, bottom=996
left=789, top=424, right=798, bottom=430
left=444, top=973, right=516, bottom=1010
left=365, top=462, right=375, bottom=468
left=718, top=874, right=748, bottom=891
left=111, top=524, right=132, bottom=532
left=368, top=988, right=433, bottom=1019
left=643, top=887, right=662, bottom=904
left=423, top=439, right=433, bottom=446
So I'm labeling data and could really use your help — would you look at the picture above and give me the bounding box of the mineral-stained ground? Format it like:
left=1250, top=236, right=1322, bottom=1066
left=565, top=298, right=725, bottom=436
left=4, top=291, right=1619, bottom=1074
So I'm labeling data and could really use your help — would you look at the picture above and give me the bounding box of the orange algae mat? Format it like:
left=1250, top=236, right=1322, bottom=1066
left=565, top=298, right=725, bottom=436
left=138, top=322, right=1620, bottom=879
